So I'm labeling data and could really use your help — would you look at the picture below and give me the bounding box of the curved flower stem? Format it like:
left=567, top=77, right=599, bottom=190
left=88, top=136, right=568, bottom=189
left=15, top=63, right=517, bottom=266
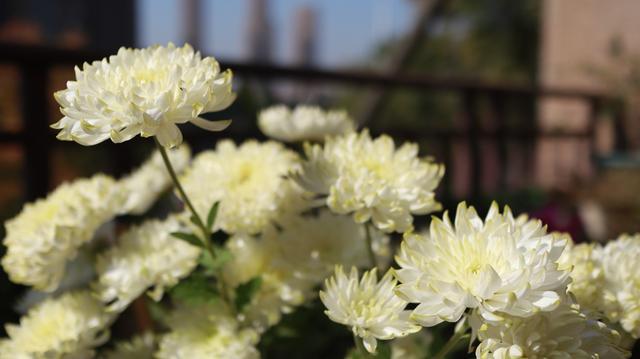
left=155, top=140, right=209, bottom=238
left=433, top=330, right=470, bottom=359
left=364, top=223, right=378, bottom=270
left=155, top=140, right=234, bottom=312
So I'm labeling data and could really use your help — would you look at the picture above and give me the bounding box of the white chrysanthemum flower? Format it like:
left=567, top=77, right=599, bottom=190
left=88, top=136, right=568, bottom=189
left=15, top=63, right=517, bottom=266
left=320, top=266, right=420, bottom=354
left=119, top=145, right=191, bottom=214
left=0, top=290, right=111, bottom=359
left=473, top=303, right=630, bottom=359
left=94, top=215, right=200, bottom=312
left=101, top=332, right=155, bottom=359
left=600, top=233, right=640, bottom=338
left=265, top=210, right=391, bottom=289
left=258, top=105, right=355, bottom=142
left=52, top=43, right=235, bottom=148
left=156, top=303, right=259, bottom=359
left=181, top=140, right=305, bottom=234
left=222, top=234, right=304, bottom=332
left=295, top=130, right=444, bottom=233
left=395, top=202, right=571, bottom=326
left=2, top=174, right=122, bottom=291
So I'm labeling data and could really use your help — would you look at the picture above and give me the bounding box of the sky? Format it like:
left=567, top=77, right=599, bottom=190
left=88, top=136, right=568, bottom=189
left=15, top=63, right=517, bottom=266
left=137, top=0, right=415, bottom=67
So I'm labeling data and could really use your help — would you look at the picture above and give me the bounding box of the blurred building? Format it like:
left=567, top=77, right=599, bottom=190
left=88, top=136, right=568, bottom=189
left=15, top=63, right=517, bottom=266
left=292, top=6, right=317, bottom=66
left=537, top=0, right=640, bottom=237
left=537, top=0, right=640, bottom=188
left=246, top=0, right=273, bottom=62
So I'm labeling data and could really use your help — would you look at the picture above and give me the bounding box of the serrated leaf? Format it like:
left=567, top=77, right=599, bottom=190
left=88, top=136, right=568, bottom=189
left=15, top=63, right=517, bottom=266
left=171, top=232, right=203, bottom=247
left=235, top=276, right=262, bottom=312
left=199, top=248, right=232, bottom=274
left=169, top=272, right=219, bottom=305
left=206, top=202, right=220, bottom=230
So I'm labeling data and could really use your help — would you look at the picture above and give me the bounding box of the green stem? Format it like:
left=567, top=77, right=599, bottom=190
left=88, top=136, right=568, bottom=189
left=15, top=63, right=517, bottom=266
left=433, top=330, right=470, bottom=359
left=364, top=224, right=378, bottom=270
left=155, top=140, right=209, bottom=238
left=155, top=140, right=233, bottom=312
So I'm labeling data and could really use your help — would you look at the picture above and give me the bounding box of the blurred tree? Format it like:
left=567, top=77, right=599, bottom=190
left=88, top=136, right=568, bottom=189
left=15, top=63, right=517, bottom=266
left=360, top=0, right=540, bottom=132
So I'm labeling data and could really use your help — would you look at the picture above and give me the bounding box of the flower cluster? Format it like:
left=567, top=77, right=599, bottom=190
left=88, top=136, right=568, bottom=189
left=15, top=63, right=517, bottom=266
left=2, top=42, right=636, bottom=359
left=295, top=130, right=444, bottom=233
left=258, top=105, right=355, bottom=142
left=559, top=234, right=640, bottom=339
left=52, top=43, right=234, bottom=148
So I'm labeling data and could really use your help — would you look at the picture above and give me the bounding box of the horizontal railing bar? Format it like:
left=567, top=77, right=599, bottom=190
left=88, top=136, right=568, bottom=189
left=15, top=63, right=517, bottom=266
left=0, top=43, right=610, bottom=101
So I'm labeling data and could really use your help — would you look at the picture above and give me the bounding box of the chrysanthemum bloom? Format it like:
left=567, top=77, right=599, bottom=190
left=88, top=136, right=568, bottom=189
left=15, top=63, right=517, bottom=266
left=52, top=43, right=235, bottom=148
left=0, top=290, right=111, bottom=358
left=265, top=210, right=391, bottom=289
left=118, top=145, right=191, bottom=214
left=156, top=303, right=259, bottom=359
left=472, top=303, right=629, bottom=358
left=320, top=266, right=420, bottom=354
left=101, top=332, right=155, bottom=359
left=222, top=234, right=307, bottom=332
left=180, top=140, right=306, bottom=234
left=600, top=233, right=640, bottom=338
left=2, top=174, right=122, bottom=291
left=395, top=202, right=571, bottom=326
left=258, top=105, right=355, bottom=142
left=295, top=130, right=444, bottom=233
left=94, top=216, right=200, bottom=312
left=559, top=240, right=619, bottom=319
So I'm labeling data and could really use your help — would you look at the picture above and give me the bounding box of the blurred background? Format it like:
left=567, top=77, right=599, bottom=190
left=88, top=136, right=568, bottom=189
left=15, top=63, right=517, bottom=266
left=0, top=0, right=639, bottom=354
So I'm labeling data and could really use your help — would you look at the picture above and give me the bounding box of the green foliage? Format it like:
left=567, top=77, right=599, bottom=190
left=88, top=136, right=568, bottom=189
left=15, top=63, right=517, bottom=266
left=168, top=272, right=220, bottom=305
left=199, top=247, right=232, bottom=275
left=234, top=276, right=263, bottom=312
left=258, top=299, right=352, bottom=359
left=170, top=232, right=203, bottom=248
left=206, top=201, right=220, bottom=231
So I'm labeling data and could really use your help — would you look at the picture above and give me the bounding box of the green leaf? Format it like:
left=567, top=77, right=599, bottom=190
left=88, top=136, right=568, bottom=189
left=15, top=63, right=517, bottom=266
left=235, top=276, right=262, bottom=312
left=206, top=202, right=220, bottom=230
left=199, top=248, right=232, bottom=274
left=189, top=214, right=201, bottom=227
left=169, top=272, right=219, bottom=305
left=171, top=232, right=203, bottom=247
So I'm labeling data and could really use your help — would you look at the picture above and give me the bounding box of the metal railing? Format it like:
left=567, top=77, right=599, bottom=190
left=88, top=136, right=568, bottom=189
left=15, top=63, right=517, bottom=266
left=0, top=43, right=623, bottom=204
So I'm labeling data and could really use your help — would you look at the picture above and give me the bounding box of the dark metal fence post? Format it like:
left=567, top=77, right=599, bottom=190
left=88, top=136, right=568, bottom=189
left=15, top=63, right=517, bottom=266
left=490, top=92, right=508, bottom=191
left=20, top=64, right=51, bottom=201
left=463, top=90, right=481, bottom=202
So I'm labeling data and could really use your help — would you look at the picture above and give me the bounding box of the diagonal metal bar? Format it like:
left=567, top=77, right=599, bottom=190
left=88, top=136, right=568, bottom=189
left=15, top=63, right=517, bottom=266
left=356, top=0, right=447, bottom=127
